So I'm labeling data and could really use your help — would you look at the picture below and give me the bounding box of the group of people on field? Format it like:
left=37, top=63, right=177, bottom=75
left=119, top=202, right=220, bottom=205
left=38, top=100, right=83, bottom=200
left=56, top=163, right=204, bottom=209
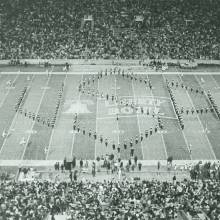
left=76, top=69, right=163, bottom=158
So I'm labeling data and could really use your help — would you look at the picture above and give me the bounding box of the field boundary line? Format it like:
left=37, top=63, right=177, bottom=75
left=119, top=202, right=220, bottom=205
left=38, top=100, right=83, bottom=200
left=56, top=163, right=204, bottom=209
left=70, top=75, right=84, bottom=158
left=0, top=74, right=19, bottom=108
left=0, top=73, right=35, bottom=156
left=0, top=159, right=219, bottom=167
left=4, top=71, right=220, bottom=75
left=162, top=74, right=192, bottom=160
left=146, top=75, right=168, bottom=159
left=46, top=74, right=68, bottom=160
left=131, top=80, right=144, bottom=159
left=19, top=75, right=52, bottom=161
left=118, top=95, right=170, bottom=100
left=179, top=74, right=216, bottom=160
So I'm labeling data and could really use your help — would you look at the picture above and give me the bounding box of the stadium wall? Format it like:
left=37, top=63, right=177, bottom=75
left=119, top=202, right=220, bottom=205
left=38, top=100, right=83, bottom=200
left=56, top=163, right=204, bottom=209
left=0, top=59, right=220, bottom=65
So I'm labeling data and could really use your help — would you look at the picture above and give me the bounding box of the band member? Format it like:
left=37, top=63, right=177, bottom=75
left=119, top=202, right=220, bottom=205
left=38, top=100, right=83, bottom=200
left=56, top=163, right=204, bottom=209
left=140, top=133, right=143, bottom=142
left=82, top=127, right=86, bottom=135
left=112, top=142, right=116, bottom=150
left=100, top=135, right=103, bottom=143
left=19, top=137, right=26, bottom=146
left=2, top=129, right=7, bottom=138
left=145, top=130, right=148, bottom=138
left=117, top=144, right=121, bottom=153
left=124, top=140, right=127, bottom=150
left=93, top=132, right=97, bottom=140
left=105, top=138, right=108, bottom=147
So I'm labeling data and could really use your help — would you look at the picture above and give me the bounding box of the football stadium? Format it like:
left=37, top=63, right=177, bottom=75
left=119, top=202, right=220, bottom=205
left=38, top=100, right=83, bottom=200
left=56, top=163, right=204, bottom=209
left=0, top=0, right=220, bottom=219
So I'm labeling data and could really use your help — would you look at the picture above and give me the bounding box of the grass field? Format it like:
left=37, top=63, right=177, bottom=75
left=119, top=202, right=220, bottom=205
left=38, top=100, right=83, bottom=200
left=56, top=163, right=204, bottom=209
left=0, top=66, right=220, bottom=164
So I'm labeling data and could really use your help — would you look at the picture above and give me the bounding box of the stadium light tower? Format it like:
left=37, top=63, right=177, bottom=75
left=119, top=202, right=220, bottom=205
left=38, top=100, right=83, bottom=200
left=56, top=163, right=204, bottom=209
left=185, top=19, right=193, bottom=25
left=81, top=15, right=94, bottom=31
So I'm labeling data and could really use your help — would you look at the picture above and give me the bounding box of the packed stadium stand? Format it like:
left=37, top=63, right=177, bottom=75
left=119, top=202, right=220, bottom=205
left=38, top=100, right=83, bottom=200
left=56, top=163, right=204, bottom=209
left=0, top=0, right=220, bottom=220
left=0, top=0, right=220, bottom=59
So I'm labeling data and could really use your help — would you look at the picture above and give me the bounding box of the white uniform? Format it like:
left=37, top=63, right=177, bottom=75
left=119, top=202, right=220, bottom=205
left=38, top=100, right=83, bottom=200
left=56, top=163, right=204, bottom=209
left=19, top=137, right=26, bottom=145
left=2, top=130, right=7, bottom=138
left=44, top=147, right=48, bottom=155
left=6, top=80, right=12, bottom=87
left=201, top=77, right=205, bottom=84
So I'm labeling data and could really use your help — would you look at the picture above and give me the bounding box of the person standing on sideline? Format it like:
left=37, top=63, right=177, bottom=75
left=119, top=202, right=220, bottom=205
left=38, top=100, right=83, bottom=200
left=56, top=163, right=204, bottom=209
left=157, top=161, right=161, bottom=175
left=92, top=162, right=96, bottom=177
left=69, top=171, right=73, bottom=182
left=138, top=162, right=142, bottom=171
left=118, top=168, right=121, bottom=180
left=173, top=175, right=177, bottom=185
left=134, top=156, right=138, bottom=166
left=80, top=159, right=83, bottom=169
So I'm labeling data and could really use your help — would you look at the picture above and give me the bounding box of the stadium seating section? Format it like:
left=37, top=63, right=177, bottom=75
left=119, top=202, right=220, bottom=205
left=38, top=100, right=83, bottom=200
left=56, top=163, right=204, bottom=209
left=0, top=0, right=219, bottom=60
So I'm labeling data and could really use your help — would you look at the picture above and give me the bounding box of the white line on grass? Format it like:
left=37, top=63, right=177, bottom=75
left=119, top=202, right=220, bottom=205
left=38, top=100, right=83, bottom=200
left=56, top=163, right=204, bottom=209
left=70, top=75, right=84, bottom=158
left=20, top=75, right=52, bottom=161
left=194, top=75, right=219, bottom=119
left=146, top=75, right=168, bottom=159
left=161, top=75, right=179, bottom=120
left=0, top=73, right=35, bottom=157
left=114, top=75, right=120, bottom=151
left=5, top=71, right=220, bottom=75
left=210, top=74, right=220, bottom=89
left=162, top=73, right=192, bottom=160
left=178, top=74, right=216, bottom=160
left=118, top=95, right=170, bottom=100
left=97, top=115, right=178, bottom=121
left=94, top=76, right=100, bottom=160
left=46, top=74, right=68, bottom=160
left=131, top=80, right=144, bottom=159
left=0, top=74, right=19, bottom=108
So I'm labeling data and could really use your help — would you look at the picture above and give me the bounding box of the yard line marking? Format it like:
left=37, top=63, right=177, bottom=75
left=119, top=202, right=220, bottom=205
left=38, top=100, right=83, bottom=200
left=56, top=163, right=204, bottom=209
left=118, top=95, right=170, bottom=100
left=210, top=74, right=220, bottom=89
left=96, top=115, right=178, bottom=121
left=70, top=75, right=84, bottom=158
left=94, top=76, right=99, bottom=160
left=19, top=75, right=52, bottom=161
left=131, top=80, right=144, bottom=159
left=0, top=74, right=35, bottom=156
left=114, top=75, right=120, bottom=148
left=194, top=75, right=219, bottom=119
left=0, top=74, right=19, bottom=108
left=146, top=75, right=168, bottom=159
left=162, top=75, right=179, bottom=120
left=46, top=74, right=68, bottom=160
left=163, top=73, right=191, bottom=160
left=178, top=74, right=216, bottom=160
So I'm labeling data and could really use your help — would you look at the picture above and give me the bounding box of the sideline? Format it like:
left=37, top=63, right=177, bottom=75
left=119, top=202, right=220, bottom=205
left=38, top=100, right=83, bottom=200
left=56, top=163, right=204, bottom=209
left=0, top=159, right=218, bottom=167
left=1, top=71, right=220, bottom=75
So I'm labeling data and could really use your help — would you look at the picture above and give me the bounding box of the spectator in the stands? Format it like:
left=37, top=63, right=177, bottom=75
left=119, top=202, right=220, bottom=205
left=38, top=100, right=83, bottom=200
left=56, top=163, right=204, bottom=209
left=0, top=0, right=219, bottom=60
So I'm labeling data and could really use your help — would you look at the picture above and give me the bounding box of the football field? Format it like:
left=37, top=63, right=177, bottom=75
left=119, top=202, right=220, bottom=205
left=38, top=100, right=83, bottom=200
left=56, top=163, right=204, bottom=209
left=0, top=66, right=220, bottom=165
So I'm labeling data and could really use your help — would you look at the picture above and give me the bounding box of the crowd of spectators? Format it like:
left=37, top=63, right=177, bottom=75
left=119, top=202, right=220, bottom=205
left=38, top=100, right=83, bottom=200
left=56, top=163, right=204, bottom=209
left=190, top=161, right=220, bottom=181
left=0, top=176, right=220, bottom=219
left=0, top=0, right=220, bottom=60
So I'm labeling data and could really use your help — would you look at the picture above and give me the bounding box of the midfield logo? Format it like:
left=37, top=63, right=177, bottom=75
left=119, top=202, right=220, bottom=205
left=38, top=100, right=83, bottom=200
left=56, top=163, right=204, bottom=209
left=63, top=100, right=93, bottom=114
left=107, top=97, right=165, bottom=115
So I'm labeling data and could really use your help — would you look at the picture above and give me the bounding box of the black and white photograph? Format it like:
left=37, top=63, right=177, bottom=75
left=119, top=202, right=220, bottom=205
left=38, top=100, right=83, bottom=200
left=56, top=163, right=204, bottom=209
left=0, top=0, right=220, bottom=219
